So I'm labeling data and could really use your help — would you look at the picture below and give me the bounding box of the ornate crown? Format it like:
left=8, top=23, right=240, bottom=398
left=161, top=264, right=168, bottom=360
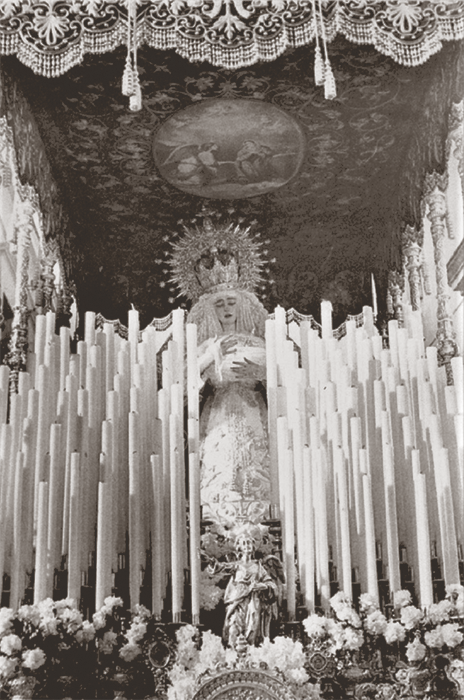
left=168, top=218, right=266, bottom=302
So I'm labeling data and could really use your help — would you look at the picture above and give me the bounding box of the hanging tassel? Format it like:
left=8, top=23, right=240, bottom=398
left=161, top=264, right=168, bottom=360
left=324, top=59, right=336, bottom=100
left=122, top=55, right=134, bottom=96
left=314, top=44, right=325, bottom=86
left=129, top=73, right=142, bottom=112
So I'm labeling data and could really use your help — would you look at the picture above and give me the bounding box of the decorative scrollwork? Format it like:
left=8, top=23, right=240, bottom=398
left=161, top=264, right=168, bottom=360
left=193, top=668, right=297, bottom=700
left=0, top=1, right=463, bottom=75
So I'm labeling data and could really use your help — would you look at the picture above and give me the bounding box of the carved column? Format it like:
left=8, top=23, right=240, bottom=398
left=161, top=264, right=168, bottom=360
left=425, top=176, right=459, bottom=383
left=41, top=247, right=57, bottom=314
left=447, top=100, right=464, bottom=206
left=4, top=200, right=34, bottom=393
left=403, top=225, right=423, bottom=312
left=387, top=270, right=404, bottom=327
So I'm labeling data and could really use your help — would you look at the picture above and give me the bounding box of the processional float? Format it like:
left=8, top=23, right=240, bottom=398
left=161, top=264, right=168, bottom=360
left=0, top=221, right=462, bottom=631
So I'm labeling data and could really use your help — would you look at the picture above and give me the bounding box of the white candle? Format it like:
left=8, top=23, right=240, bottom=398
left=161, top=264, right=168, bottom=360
left=188, top=450, right=201, bottom=625
left=84, top=311, right=96, bottom=348
left=10, top=452, right=25, bottom=610
left=170, top=415, right=183, bottom=622
left=151, top=454, right=164, bottom=620
left=334, top=447, right=352, bottom=598
left=186, top=323, right=199, bottom=421
left=320, top=300, right=333, bottom=341
left=67, top=451, right=81, bottom=603
left=47, top=423, right=63, bottom=577
left=95, top=456, right=110, bottom=611
left=360, top=460, right=379, bottom=605
left=34, top=481, right=49, bottom=604
left=128, top=308, right=139, bottom=378
left=411, top=451, right=433, bottom=608
left=371, top=274, right=378, bottom=319
left=129, top=411, right=141, bottom=607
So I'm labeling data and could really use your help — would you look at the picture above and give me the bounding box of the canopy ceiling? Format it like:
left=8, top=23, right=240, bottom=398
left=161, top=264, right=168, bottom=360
left=0, top=6, right=463, bottom=328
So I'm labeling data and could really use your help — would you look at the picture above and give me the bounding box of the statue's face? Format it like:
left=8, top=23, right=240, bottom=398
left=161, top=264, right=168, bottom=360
left=213, top=291, right=238, bottom=332
left=236, top=535, right=254, bottom=557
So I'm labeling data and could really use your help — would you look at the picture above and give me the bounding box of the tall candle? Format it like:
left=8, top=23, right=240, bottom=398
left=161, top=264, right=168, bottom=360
left=95, top=456, right=110, bottom=611
left=129, top=411, right=141, bottom=607
left=47, top=423, right=63, bottom=577
left=321, top=300, right=333, bottom=341
left=84, top=311, right=96, bottom=348
left=170, top=415, right=183, bottom=622
left=411, top=451, right=433, bottom=608
left=335, top=447, right=352, bottom=598
left=151, top=454, right=164, bottom=620
left=186, top=323, right=199, bottom=421
left=128, top=308, right=139, bottom=377
left=188, top=450, right=201, bottom=625
left=34, top=481, right=49, bottom=603
left=284, top=447, right=296, bottom=620
left=68, top=451, right=81, bottom=603
left=361, top=459, right=379, bottom=605
left=302, top=446, right=315, bottom=612
left=10, top=452, right=25, bottom=610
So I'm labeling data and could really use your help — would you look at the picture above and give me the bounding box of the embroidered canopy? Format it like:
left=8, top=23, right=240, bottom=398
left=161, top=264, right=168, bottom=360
left=0, top=1, right=463, bottom=76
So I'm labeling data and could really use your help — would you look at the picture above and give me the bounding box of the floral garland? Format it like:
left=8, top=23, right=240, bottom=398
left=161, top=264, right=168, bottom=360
left=0, top=587, right=463, bottom=698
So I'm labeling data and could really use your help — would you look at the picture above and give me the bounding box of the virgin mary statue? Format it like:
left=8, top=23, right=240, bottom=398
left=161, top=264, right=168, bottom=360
left=169, top=219, right=271, bottom=527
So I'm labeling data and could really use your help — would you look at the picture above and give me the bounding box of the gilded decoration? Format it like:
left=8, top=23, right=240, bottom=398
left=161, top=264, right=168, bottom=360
left=192, top=669, right=297, bottom=700
left=0, top=1, right=463, bottom=76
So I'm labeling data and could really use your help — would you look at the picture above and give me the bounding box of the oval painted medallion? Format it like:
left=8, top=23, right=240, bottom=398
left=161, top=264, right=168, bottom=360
left=153, top=99, right=305, bottom=199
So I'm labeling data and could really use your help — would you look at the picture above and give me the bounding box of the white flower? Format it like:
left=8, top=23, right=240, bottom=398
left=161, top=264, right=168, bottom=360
left=446, top=584, right=464, bottom=602
left=16, top=605, right=41, bottom=627
left=303, top=614, right=329, bottom=639
left=54, top=597, right=77, bottom=611
left=330, top=591, right=352, bottom=613
left=424, top=626, right=444, bottom=649
left=441, top=623, right=464, bottom=648
left=336, top=606, right=362, bottom=628
left=126, top=622, right=147, bottom=644
left=286, top=666, right=309, bottom=685
left=131, top=604, right=151, bottom=621
left=393, top=590, right=412, bottom=609
left=37, top=598, right=55, bottom=616
left=400, top=605, right=423, bottom=630
left=0, top=655, right=18, bottom=679
left=406, top=638, right=426, bottom=662
left=119, top=642, right=141, bottom=662
left=99, top=630, right=118, bottom=655
left=59, top=607, right=83, bottom=633
left=359, top=593, right=379, bottom=614
left=341, top=627, right=364, bottom=651
left=39, top=616, right=59, bottom=636
left=0, top=608, right=14, bottom=637
left=383, top=621, right=406, bottom=644
left=199, top=631, right=226, bottom=668
left=75, top=621, right=96, bottom=643
left=92, top=610, right=106, bottom=630
left=427, top=599, right=453, bottom=625
left=365, top=610, right=387, bottom=635
left=102, top=596, right=123, bottom=614
left=22, top=648, right=46, bottom=670
left=0, top=633, right=22, bottom=656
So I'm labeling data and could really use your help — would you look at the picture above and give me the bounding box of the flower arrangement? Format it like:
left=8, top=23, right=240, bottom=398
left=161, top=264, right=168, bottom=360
left=166, top=625, right=322, bottom=700
left=0, top=598, right=97, bottom=698
left=302, top=586, right=464, bottom=694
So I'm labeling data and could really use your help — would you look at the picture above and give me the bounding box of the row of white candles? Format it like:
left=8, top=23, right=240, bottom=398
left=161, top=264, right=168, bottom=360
left=267, top=300, right=462, bottom=616
left=0, top=300, right=462, bottom=618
